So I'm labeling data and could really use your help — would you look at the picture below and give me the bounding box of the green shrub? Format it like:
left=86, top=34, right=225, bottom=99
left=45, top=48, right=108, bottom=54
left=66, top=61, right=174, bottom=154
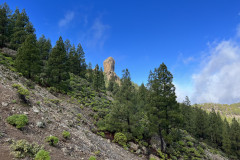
left=12, top=84, right=29, bottom=102
left=88, top=156, right=96, bottom=160
left=197, top=146, right=204, bottom=154
left=34, top=150, right=50, bottom=160
left=36, top=101, right=41, bottom=105
left=149, top=158, right=156, bottom=160
left=12, top=84, right=29, bottom=96
left=113, top=132, right=127, bottom=147
left=139, top=140, right=148, bottom=147
left=45, top=136, right=59, bottom=146
left=62, top=131, right=70, bottom=139
left=48, top=87, right=58, bottom=93
left=26, top=80, right=35, bottom=89
left=187, top=141, right=194, bottom=147
left=49, top=99, right=60, bottom=104
left=7, top=114, right=28, bottom=129
left=94, top=150, right=100, bottom=155
left=12, top=99, right=17, bottom=103
left=97, top=132, right=105, bottom=138
left=157, top=148, right=166, bottom=159
left=178, top=140, right=185, bottom=146
left=10, top=139, right=43, bottom=158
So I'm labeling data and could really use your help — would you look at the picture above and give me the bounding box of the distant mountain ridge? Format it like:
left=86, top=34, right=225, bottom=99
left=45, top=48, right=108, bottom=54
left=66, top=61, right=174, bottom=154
left=195, top=102, right=240, bottom=121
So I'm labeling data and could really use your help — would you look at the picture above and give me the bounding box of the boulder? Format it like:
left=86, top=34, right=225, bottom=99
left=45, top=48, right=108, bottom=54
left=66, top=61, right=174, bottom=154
left=150, top=134, right=166, bottom=152
left=1, top=48, right=17, bottom=57
left=1, top=102, right=8, bottom=107
left=129, top=142, right=139, bottom=151
left=32, top=106, right=40, bottom=113
left=36, top=121, right=45, bottom=128
left=142, top=146, right=148, bottom=155
left=136, top=149, right=141, bottom=154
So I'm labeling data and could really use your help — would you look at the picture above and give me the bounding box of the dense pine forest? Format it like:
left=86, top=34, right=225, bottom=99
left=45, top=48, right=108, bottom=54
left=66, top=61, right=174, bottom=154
left=1, top=2, right=240, bottom=160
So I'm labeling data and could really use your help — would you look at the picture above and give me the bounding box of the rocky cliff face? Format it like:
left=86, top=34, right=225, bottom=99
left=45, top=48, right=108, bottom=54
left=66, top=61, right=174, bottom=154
left=103, top=57, right=120, bottom=84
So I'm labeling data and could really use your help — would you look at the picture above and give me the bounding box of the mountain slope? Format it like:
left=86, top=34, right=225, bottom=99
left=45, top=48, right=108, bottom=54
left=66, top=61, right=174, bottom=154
left=195, top=103, right=240, bottom=121
left=0, top=64, right=146, bottom=160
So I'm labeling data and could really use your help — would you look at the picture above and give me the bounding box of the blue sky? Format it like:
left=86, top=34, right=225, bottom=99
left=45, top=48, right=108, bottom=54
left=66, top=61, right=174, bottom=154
left=4, top=0, right=240, bottom=104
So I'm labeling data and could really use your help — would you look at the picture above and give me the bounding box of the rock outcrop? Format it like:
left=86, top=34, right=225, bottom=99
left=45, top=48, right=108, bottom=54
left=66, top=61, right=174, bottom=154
left=103, top=57, right=120, bottom=84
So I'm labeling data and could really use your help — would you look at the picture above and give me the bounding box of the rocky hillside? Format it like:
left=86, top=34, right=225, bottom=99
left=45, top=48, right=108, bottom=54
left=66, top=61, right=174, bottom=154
left=0, top=52, right=230, bottom=160
left=0, top=63, right=146, bottom=160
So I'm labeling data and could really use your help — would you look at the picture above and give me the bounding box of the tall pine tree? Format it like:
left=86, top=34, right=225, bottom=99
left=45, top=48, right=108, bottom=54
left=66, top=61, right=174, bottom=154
left=147, top=63, right=180, bottom=148
left=10, top=9, right=30, bottom=50
left=76, top=43, right=86, bottom=77
left=15, top=34, right=40, bottom=79
left=46, top=36, right=69, bottom=91
left=0, top=2, right=11, bottom=47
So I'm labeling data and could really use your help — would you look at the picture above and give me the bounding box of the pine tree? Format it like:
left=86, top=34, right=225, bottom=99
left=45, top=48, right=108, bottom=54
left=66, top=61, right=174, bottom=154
left=37, top=35, right=51, bottom=63
left=46, top=36, right=69, bottom=91
left=222, top=118, right=231, bottom=154
left=113, top=81, right=120, bottom=95
left=15, top=34, right=40, bottom=79
left=183, top=96, right=191, bottom=106
left=147, top=63, right=180, bottom=147
left=107, top=74, right=115, bottom=92
left=0, top=2, right=11, bottom=47
left=64, top=39, right=71, bottom=55
left=208, top=109, right=223, bottom=145
left=194, top=107, right=209, bottom=139
left=118, top=69, right=134, bottom=101
left=105, top=69, right=135, bottom=136
left=86, top=62, right=93, bottom=83
left=99, top=67, right=105, bottom=90
left=230, top=118, right=240, bottom=157
left=76, top=43, right=86, bottom=77
left=67, top=44, right=77, bottom=74
left=180, top=99, right=195, bottom=134
left=10, top=8, right=31, bottom=50
left=93, top=64, right=100, bottom=92
left=37, top=35, right=52, bottom=85
left=137, top=83, right=148, bottom=106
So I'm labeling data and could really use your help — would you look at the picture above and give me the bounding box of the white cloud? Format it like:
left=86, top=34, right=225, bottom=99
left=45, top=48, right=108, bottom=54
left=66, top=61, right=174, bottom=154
left=85, top=17, right=110, bottom=48
left=191, top=40, right=240, bottom=104
left=183, top=56, right=195, bottom=64
left=59, top=11, right=75, bottom=27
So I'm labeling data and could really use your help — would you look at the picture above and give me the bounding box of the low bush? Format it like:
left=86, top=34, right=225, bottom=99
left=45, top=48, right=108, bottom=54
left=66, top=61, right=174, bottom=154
left=113, top=132, right=127, bottom=147
left=49, top=99, right=60, bottom=104
left=187, top=141, right=194, bottom=147
left=88, top=156, right=96, bottom=160
left=34, top=149, right=51, bottom=160
left=178, top=140, right=185, bottom=146
left=97, top=131, right=105, bottom=138
left=12, top=84, right=29, bottom=102
left=7, top=114, right=28, bottom=129
left=62, top=131, right=70, bottom=139
left=10, top=139, right=43, bottom=158
left=157, top=148, right=167, bottom=159
left=45, top=136, right=59, bottom=146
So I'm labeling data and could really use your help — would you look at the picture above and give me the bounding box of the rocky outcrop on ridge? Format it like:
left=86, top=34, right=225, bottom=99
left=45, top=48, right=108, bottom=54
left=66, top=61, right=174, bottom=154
left=103, top=57, right=120, bottom=84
